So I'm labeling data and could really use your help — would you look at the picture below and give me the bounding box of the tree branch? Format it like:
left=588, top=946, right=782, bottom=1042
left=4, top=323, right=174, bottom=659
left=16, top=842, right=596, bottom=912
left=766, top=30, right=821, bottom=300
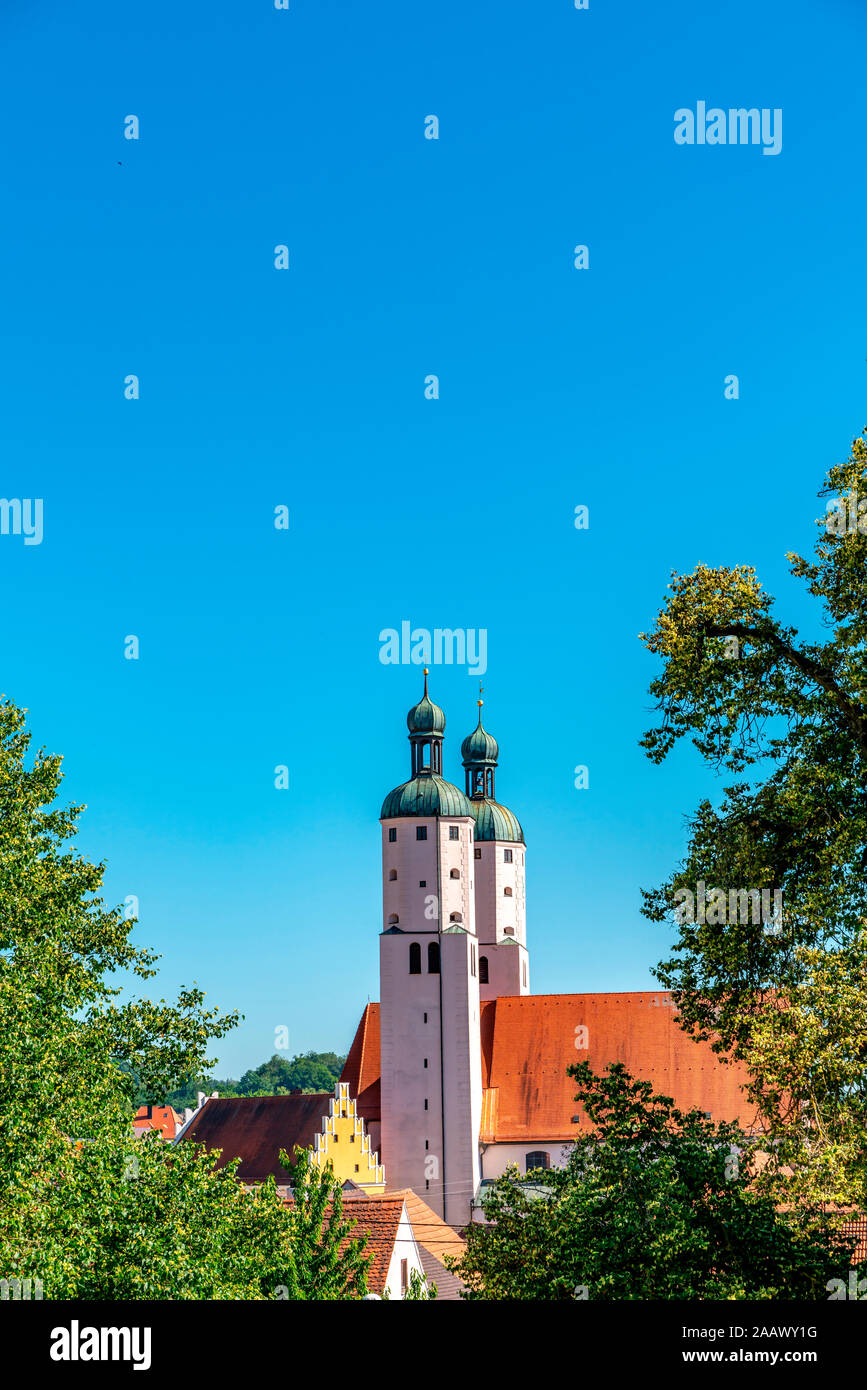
left=702, top=621, right=867, bottom=757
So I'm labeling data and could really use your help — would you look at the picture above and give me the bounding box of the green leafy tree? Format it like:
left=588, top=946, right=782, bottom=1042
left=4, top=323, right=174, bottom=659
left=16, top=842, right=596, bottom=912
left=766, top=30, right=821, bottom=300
left=639, top=429, right=867, bottom=1207
left=157, top=1051, right=347, bottom=1110
left=382, top=1268, right=437, bottom=1300
left=0, top=696, right=366, bottom=1299
left=238, top=1051, right=346, bottom=1097
left=452, top=1063, right=857, bottom=1300
left=276, top=1147, right=371, bottom=1300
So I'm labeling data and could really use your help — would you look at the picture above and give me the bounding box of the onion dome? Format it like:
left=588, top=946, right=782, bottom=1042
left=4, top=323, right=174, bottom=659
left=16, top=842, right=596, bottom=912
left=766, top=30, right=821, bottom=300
left=471, top=799, right=524, bottom=843
left=381, top=671, right=471, bottom=820
left=460, top=709, right=499, bottom=766
left=381, top=774, right=473, bottom=820
left=407, top=669, right=445, bottom=735
left=461, top=692, right=525, bottom=843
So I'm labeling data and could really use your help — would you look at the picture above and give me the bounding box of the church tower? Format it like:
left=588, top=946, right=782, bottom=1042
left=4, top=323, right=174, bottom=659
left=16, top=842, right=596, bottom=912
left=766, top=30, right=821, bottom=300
left=379, top=672, right=483, bottom=1225
left=461, top=695, right=529, bottom=1001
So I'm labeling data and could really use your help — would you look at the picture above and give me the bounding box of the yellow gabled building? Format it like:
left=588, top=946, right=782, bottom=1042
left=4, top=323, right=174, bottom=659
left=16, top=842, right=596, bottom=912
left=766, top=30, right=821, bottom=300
left=178, top=1082, right=385, bottom=1193
left=313, top=1082, right=385, bottom=1191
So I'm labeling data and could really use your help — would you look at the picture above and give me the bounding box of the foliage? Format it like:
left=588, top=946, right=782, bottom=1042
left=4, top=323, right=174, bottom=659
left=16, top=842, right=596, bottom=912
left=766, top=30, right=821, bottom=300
left=275, top=1147, right=371, bottom=1300
left=0, top=696, right=366, bottom=1299
left=639, top=429, right=867, bottom=1206
left=452, top=1063, right=857, bottom=1300
left=382, top=1267, right=437, bottom=1300
left=153, top=1052, right=347, bottom=1111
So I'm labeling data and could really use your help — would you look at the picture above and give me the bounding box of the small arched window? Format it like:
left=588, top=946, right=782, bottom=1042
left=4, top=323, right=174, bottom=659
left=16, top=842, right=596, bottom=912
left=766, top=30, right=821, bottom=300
left=388, top=913, right=399, bottom=925
left=409, top=942, right=421, bottom=974
left=428, top=942, right=440, bottom=974
left=389, top=869, right=397, bottom=881
left=449, top=911, right=462, bottom=923
left=479, top=955, right=489, bottom=984
left=449, top=867, right=460, bottom=879
left=503, top=886, right=513, bottom=897
left=525, top=1151, right=550, bottom=1172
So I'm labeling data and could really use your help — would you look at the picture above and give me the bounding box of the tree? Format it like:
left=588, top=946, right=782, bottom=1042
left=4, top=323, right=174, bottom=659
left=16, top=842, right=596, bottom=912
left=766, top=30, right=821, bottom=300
left=276, top=1147, right=371, bottom=1300
left=452, top=1063, right=857, bottom=1300
left=383, top=1268, right=437, bottom=1300
left=237, top=1051, right=346, bottom=1097
left=0, top=696, right=366, bottom=1299
left=155, top=1051, right=347, bottom=1111
left=639, top=428, right=867, bottom=1208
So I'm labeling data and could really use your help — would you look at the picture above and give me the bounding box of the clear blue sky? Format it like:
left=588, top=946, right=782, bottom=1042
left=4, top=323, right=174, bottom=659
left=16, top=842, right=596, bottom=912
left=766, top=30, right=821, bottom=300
left=1, top=1, right=864, bottom=1076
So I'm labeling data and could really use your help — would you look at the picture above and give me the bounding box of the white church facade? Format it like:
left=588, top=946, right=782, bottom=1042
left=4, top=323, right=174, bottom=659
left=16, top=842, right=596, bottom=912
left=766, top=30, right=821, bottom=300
left=341, top=673, right=751, bottom=1229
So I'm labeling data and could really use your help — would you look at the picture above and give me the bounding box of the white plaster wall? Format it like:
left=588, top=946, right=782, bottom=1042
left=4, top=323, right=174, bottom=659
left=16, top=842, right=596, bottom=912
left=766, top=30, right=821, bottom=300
left=479, top=940, right=529, bottom=999
left=440, top=930, right=483, bottom=1228
left=480, top=1140, right=574, bottom=1181
left=436, top=817, right=476, bottom=933
left=379, top=813, right=476, bottom=1218
left=472, top=841, right=526, bottom=946
left=469, top=1141, right=575, bottom=1221
left=379, top=929, right=444, bottom=1210
left=474, top=840, right=529, bottom=997
left=381, top=815, right=475, bottom=934
left=382, top=819, right=439, bottom=932
left=382, top=1203, right=426, bottom=1298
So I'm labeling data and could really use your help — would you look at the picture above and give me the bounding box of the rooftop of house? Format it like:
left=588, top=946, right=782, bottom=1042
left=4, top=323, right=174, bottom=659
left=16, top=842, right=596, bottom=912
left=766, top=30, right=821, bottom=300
left=282, top=1193, right=407, bottom=1296
left=342, top=992, right=755, bottom=1143
left=133, top=1105, right=183, bottom=1140
left=177, top=1093, right=332, bottom=1182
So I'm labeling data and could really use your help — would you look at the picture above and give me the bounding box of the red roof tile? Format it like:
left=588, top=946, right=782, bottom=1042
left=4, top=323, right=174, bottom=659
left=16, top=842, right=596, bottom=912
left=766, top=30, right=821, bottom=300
left=283, top=1193, right=406, bottom=1295
left=478, top=994, right=754, bottom=1141
left=341, top=1003, right=381, bottom=1124
left=350, top=1187, right=467, bottom=1300
left=133, top=1105, right=181, bottom=1139
left=178, top=1094, right=331, bottom=1182
left=344, top=993, right=754, bottom=1145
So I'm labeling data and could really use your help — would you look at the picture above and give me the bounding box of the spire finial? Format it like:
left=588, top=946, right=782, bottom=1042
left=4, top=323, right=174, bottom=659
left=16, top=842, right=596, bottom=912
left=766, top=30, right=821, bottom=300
left=478, top=681, right=484, bottom=715
left=423, top=667, right=429, bottom=697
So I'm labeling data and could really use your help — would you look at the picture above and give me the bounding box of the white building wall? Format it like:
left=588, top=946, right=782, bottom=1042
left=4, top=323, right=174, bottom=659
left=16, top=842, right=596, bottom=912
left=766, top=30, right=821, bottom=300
left=379, top=812, right=476, bottom=1219
left=470, top=1141, right=575, bottom=1222
left=473, top=839, right=528, bottom=997
left=440, top=930, right=483, bottom=1227
left=481, top=1140, right=574, bottom=1180
left=379, top=929, right=444, bottom=1209
left=381, top=1202, right=426, bottom=1298
left=480, top=940, right=529, bottom=999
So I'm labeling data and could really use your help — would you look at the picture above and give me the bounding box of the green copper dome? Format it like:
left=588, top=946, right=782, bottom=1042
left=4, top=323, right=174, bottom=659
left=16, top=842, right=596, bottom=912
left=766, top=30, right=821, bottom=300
left=461, top=710, right=499, bottom=766
left=381, top=774, right=473, bottom=820
left=471, top=798, right=525, bottom=843
left=407, top=669, right=446, bottom=735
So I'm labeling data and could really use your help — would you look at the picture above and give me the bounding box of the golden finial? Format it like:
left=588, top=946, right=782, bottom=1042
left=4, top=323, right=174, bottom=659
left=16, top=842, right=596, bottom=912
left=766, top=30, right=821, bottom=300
left=478, top=681, right=484, bottom=711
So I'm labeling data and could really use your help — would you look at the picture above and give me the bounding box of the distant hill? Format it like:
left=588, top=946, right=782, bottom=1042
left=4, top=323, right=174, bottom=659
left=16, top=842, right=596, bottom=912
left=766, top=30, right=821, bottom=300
left=132, top=1051, right=347, bottom=1110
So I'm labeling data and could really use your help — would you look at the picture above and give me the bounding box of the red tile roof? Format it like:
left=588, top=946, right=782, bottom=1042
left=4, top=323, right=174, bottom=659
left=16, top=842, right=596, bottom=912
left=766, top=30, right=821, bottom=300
left=282, top=1193, right=406, bottom=1295
left=341, top=1003, right=381, bottom=1124
left=178, top=1094, right=331, bottom=1182
left=340, top=1197, right=405, bottom=1294
left=383, top=1188, right=467, bottom=1299
left=133, top=1105, right=181, bottom=1139
left=478, top=994, right=754, bottom=1141
left=344, top=992, right=754, bottom=1146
